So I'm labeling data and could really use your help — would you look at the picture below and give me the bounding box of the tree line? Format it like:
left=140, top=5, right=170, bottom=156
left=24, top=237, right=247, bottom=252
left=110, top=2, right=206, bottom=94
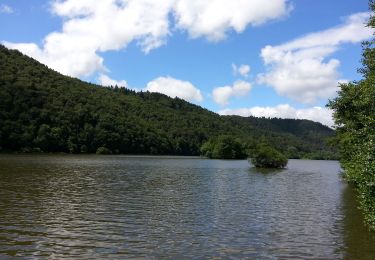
left=0, top=45, right=337, bottom=159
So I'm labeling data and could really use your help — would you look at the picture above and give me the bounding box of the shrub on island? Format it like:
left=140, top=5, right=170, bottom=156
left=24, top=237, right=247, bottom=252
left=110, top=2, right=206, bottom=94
left=96, top=147, right=112, bottom=155
left=250, top=145, right=288, bottom=168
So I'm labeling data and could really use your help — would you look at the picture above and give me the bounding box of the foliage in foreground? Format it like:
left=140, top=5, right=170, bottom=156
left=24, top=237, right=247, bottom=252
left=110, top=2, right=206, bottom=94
left=328, top=0, right=375, bottom=229
left=250, top=145, right=288, bottom=169
left=200, top=136, right=247, bottom=159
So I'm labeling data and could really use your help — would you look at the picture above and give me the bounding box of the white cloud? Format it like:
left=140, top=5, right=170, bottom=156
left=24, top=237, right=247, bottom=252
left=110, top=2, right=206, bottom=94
left=3, top=39, right=105, bottom=78
left=99, top=74, right=127, bottom=87
left=145, top=76, right=203, bottom=102
left=219, top=104, right=334, bottom=127
left=232, top=64, right=251, bottom=78
left=258, top=12, right=373, bottom=104
left=3, top=0, right=291, bottom=78
left=173, top=0, right=292, bottom=41
left=4, top=0, right=173, bottom=77
left=212, top=80, right=252, bottom=106
left=0, top=4, right=13, bottom=14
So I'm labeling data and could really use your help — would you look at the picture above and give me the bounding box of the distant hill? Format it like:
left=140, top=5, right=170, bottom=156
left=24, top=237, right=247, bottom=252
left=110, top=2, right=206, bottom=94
left=0, top=45, right=336, bottom=159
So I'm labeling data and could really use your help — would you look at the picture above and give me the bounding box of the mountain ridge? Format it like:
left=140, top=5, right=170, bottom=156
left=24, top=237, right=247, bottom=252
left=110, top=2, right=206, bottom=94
left=0, top=45, right=336, bottom=159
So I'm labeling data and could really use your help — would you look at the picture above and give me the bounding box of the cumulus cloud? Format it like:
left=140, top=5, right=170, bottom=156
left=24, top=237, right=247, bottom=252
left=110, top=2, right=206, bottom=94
left=99, top=74, right=128, bottom=87
left=173, top=0, right=292, bottom=41
left=0, top=4, right=13, bottom=14
left=212, top=80, right=252, bottom=106
left=145, top=76, right=203, bottom=102
left=232, top=64, right=251, bottom=78
left=3, top=0, right=291, bottom=78
left=219, top=104, right=334, bottom=127
left=4, top=0, right=172, bottom=77
left=258, top=12, right=373, bottom=104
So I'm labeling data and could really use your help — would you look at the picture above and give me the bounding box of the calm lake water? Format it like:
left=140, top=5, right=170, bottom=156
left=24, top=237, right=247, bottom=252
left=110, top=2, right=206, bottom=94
left=0, top=155, right=374, bottom=259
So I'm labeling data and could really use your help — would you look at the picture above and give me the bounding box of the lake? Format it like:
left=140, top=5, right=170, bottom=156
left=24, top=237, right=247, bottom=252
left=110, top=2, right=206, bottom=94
left=0, top=155, right=374, bottom=259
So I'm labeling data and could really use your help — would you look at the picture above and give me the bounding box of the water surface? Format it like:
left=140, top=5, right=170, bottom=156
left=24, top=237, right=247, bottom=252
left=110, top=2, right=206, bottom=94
left=0, top=155, right=374, bottom=259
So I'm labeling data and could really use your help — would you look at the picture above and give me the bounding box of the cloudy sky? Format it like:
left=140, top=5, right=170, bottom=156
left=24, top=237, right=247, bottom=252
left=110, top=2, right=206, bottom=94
left=1, top=0, right=373, bottom=127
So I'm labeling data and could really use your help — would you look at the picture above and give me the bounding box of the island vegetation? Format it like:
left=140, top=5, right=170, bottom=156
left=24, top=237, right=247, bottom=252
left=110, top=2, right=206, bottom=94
left=200, top=136, right=288, bottom=169
left=96, top=146, right=112, bottom=155
left=328, top=0, right=375, bottom=229
left=250, top=145, right=288, bottom=168
left=0, top=45, right=337, bottom=160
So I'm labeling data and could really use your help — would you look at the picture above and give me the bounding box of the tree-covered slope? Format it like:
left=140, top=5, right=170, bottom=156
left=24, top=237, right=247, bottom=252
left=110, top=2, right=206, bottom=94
left=0, top=45, right=336, bottom=158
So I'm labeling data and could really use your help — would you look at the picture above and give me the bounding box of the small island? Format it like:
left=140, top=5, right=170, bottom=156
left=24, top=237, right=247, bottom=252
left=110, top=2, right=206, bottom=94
left=250, top=145, right=288, bottom=169
left=200, top=135, right=288, bottom=168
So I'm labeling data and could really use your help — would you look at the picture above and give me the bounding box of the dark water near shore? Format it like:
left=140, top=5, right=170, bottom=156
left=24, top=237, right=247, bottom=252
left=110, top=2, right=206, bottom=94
left=0, top=155, right=374, bottom=259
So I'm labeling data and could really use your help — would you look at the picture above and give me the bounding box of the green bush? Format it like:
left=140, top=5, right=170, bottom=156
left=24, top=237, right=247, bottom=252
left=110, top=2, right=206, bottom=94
left=80, top=145, right=88, bottom=153
left=251, top=145, right=288, bottom=168
left=96, top=147, right=112, bottom=155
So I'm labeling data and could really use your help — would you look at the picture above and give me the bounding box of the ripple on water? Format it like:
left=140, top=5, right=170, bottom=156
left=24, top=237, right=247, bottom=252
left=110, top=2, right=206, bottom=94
left=0, top=155, right=375, bottom=259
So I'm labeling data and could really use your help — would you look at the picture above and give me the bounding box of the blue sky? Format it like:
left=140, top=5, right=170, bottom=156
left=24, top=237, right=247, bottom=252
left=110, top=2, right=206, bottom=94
left=0, top=0, right=372, bottom=126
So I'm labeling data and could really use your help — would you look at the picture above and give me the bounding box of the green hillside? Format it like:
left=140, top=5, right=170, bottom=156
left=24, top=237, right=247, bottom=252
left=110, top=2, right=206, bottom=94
left=0, top=45, right=336, bottom=158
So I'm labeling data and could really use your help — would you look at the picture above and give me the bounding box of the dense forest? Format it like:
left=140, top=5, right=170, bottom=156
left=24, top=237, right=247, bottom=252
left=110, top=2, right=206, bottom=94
left=0, top=45, right=337, bottom=158
left=328, top=0, right=375, bottom=229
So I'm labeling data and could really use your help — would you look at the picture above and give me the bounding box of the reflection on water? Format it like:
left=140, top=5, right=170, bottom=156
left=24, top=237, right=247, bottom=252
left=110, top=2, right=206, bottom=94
left=0, top=155, right=374, bottom=259
left=341, top=184, right=375, bottom=259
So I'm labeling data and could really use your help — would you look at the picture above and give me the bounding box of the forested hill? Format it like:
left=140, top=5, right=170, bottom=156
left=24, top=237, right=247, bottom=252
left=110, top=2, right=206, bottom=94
left=0, top=45, right=336, bottom=158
